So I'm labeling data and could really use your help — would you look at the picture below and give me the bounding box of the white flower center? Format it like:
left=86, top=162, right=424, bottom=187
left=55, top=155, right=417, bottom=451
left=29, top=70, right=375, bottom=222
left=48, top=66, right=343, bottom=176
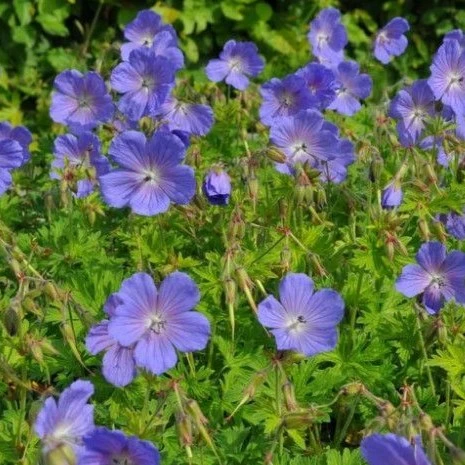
left=228, top=58, right=243, bottom=72
left=45, top=422, right=77, bottom=449
left=143, top=168, right=160, bottom=184
left=148, top=313, right=167, bottom=334
left=317, top=33, right=329, bottom=46
left=429, top=273, right=445, bottom=287
left=286, top=314, right=308, bottom=333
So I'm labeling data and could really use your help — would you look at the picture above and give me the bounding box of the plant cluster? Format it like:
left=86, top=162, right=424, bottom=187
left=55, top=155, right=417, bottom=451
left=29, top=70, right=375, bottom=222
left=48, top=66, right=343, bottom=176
left=1, top=4, right=465, bottom=465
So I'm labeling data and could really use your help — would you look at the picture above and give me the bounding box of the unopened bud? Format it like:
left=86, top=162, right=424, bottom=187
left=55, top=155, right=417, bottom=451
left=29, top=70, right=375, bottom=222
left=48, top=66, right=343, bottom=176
left=4, top=306, right=20, bottom=336
left=266, top=146, right=287, bottom=164
left=280, top=246, right=291, bottom=272
left=282, top=410, right=313, bottom=429
left=248, top=175, right=259, bottom=202
left=185, top=399, right=208, bottom=426
left=369, top=154, right=384, bottom=183
left=224, top=278, right=237, bottom=306
left=22, top=297, right=41, bottom=316
left=418, top=218, right=430, bottom=241
left=385, top=238, right=395, bottom=261
left=282, top=382, right=298, bottom=411
left=431, top=220, right=447, bottom=243
left=425, top=163, right=438, bottom=184
left=176, top=413, right=193, bottom=447
left=235, top=267, right=256, bottom=312
left=43, top=282, right=60, bottom=300
left=10, top=258, right=22, bottom=277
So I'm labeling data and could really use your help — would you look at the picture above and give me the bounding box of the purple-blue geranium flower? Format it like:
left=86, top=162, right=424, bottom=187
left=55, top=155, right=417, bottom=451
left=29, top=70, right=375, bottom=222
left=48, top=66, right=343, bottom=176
left=86, top=294, right=137, bottom=387
left=373, top=17, right=410, bottom=64
left=308, top=7, right=347, bottom=66
left=389, top=80, right=436, bottom=146
left=0, top=122, right=32, bottom=163
left=79, top=427, right=160, bottom=465
left=202, top=167, right=232, bottom=205
left=396, top=241, right=465, bottom=314
left=444, top=29, right=465, bottom=51
left=381, top=179, right=403, bottom=209
left=50, top=70, right=114, bottom=131
left=143, top=30, right=184, bottom=70
left=154, top=97, right=214, bottom=136
left=259, top=75, right=312, bottom=126
left=100, top=130, right=195, bottom=216
left=438, top=210, right=465, bottom=240
left=0, top=122, right=32, bottom=195
left=51, top=132, right=110, bottom=198
left=361, top=433, right=432, bottom=465
left=108, top=271, right=210, bottom=375
left=121, top=9, right=177, bottom=61
left=258, top=273, right=344, bottom=356
left=270, top=109, right=338, bottom=167
left=111, top=49, right=175, bottom=121
left=314, top=138, right=355, bottom=184
left=428, top=40, right=465, bottom=113
left=205, top=40, right=264, bottom=90
left=419, top=136, right=450, bottom=167
left=295, top=63, right=336, bottom=110
left=328, top=61, right=372, bottom=116
left=34, top=380, right=94, bottom=456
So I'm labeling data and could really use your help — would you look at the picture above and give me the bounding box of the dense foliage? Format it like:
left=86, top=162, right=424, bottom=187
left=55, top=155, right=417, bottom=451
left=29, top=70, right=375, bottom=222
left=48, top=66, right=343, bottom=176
left=1, top=1, right=465, bottom=465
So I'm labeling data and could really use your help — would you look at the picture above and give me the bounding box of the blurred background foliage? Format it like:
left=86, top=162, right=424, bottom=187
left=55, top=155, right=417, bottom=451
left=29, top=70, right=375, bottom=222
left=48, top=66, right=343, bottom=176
left=1, top=0, right=465, bottom=127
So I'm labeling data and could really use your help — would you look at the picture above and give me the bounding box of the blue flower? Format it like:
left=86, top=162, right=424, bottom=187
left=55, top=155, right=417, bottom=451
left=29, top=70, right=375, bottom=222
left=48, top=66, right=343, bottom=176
left=100, top=131, right=195, bottom=216
left=308, top=8, right=347, bottom=66
left=205, top=40, right=264, bottom=90
left=374, top=17, right=410, bottom=64
left=258, top=273, right=344, bottom=356
left=203, top=167, right=232, bottom=205
left=79, top=427, right=160, bottom=465
left=50, top=70, right=114, bottom=131
left=361, top=433, right=432, bottom=465
left=328, top=61, right=372, bottom=116
left=396, top=242, right=465, bottom=314
left=295, top=62, right=337, bottom=110
left=108, top=272, right=210, bottom=376
left=111, top=49, right=175, bottom=121
left=34, top=380, right=94, bottom=457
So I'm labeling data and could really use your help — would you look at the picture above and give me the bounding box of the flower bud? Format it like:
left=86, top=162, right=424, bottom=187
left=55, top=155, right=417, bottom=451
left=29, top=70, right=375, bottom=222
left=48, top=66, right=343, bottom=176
left=369, top=154, right=384, bottom=182
left=185, top=399, right=208, bottom=426
left=381, top=180, right=403, bottom=209
left=282, top=382, right=298, bottom=411
left=224, top=278, right=237, bottom=306
left=4, top=305, right=20, bottom=336
left=176, top=413, right=193, bottom=447
left=282, top=411, right=313, bottom=429
left=202, top=167, right=231, bottom=205
left=280, top=246, right=291, bottom=272
left=248, top=175, right=259, bottom=204
left=418, top=218, right=430, bottom=241
left=235, top=267, right=257, bottom=312
left=266, top=146, right=287, bottom=164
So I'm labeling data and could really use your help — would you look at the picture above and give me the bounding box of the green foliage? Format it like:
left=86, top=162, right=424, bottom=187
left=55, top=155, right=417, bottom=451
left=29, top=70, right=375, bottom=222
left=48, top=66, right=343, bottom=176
left=1, top=1, right=465, bottom=465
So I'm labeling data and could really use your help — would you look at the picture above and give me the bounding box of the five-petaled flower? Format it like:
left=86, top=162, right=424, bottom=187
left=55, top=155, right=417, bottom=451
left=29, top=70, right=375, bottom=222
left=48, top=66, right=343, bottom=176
left=257, top=273, right=344, bottom=356
left=34, top=380, right=94, bottom=456
left=205, top=39, right=264, bottom=90
left=108, top=272, right=210, bottom=375
left=99, top=130, right=195, bottom=216
left=50, top=70, right=114, bottom=131
left=373, top=17, right=410, bottom=64
left=396, top=241, right=465, bottom=313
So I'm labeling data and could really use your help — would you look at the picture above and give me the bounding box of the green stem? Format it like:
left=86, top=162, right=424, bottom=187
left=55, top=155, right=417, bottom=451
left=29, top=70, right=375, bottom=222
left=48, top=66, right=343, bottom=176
left=415, top=306, right=436, bottom=398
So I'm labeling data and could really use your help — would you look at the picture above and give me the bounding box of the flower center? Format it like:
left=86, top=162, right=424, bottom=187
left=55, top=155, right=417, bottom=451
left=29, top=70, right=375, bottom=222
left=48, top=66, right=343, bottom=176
left=317, top=33, right=329, bottom=46
left=142, top=76, right=155, bottom=89
left=111, top=454, right=134, bottom=465
left=78, top=93, right=93, bottom=109
left=228, top=58, right=243, bottom=72
left=448, top=71, right=464, bottom=88
left=149, top=313, right=167, bottom=334
left=281, top=93, right=294, bottom=107
left=143, top=168, right=160, bottom=184
left=143, top=36, right=153, bottom=46
left=430, top=273, right=445, bottom=287
left=286, top=314, right=307, bottom=333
